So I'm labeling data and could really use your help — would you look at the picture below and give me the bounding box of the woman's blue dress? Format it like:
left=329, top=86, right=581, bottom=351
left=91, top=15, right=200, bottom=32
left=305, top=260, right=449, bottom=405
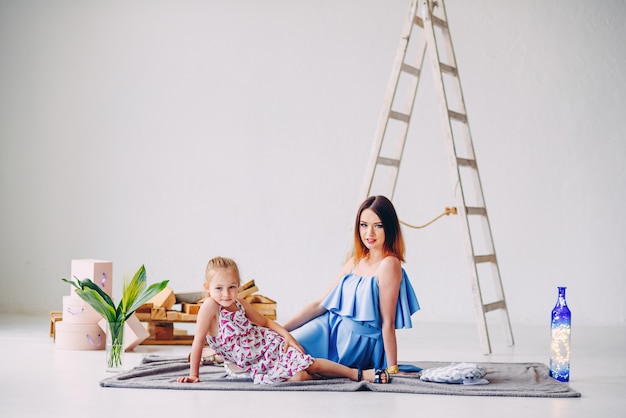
left=291, top=268, right=420, bottom=370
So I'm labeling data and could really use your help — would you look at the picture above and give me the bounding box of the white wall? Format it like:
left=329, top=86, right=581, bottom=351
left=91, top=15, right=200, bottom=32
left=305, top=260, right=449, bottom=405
left=1, top=0, right=624, bottom=327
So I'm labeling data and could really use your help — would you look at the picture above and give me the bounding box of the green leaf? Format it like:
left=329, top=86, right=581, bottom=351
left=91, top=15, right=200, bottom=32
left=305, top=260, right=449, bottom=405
left=119, top=265, right=147, bottom=317
left=61, top=264, right=168, bottom=323
left=124, top=280, right=169, bottom=321
left=76, top=277, right=116, bottom=308
left=62, top=276, right=117, bottom=321
left=75, top=287, right=117, bottom=322
left=61, top=277, right=80, bottom=290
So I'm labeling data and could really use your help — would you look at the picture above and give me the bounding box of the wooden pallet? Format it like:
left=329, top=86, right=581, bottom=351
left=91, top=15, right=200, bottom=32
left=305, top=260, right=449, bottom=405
left=140, top=320, right=196, bottom=345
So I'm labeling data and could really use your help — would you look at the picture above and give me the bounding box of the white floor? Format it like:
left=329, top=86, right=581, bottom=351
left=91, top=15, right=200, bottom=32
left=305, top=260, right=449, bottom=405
left=1, top=315, right=624, bottom=418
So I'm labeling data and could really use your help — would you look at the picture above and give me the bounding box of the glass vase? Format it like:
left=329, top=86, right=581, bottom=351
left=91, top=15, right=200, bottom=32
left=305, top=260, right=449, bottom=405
left=106, top=321, right=125, bottom=372
left=549, top=286, right=571, bottom=382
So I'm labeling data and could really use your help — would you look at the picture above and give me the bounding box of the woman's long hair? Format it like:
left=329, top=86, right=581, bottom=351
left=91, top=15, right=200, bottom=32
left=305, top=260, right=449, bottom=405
left=352, top=195, right=405, bottom=262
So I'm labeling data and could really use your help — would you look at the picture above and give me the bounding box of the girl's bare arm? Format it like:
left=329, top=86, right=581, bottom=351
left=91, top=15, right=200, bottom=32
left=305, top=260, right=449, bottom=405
left=177, top=299, right=218, bottom=383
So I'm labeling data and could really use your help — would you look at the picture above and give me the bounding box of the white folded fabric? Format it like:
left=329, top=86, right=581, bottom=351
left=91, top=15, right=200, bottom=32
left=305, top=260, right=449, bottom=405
left=419, top=362, right=489, bottom=385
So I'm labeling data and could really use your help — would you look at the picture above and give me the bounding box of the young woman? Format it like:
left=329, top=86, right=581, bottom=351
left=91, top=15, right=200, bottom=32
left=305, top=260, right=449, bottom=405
left=178, top=256, right=390, bottom=385
left=283, top=195, right=420, bottom=376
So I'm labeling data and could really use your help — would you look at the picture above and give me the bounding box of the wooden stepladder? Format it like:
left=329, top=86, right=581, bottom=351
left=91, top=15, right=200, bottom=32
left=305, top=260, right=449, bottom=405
left=360, top=0, right=514, bottom=354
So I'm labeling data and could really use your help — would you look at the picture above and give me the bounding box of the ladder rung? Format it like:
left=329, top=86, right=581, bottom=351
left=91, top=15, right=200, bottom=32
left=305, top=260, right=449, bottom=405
left=432, top=15, right=448, bottom=29
left=456, top=157, right=477, bottom=168
left=377, top=156, right=400, bottom=167
left=448, top=110, right=467, bottom=123
left=413, top=12, right=447, bottom=29
left=475, top=254, right=496, bottom=264
left=440, top=63, right=458, bottom=76
left=389, top=110, right=410, bottom=123
left=483, top=300, right=506, bottom=313
left=401, top=62, right=420, bottom=77
left=466, top=206, right=486, bottom=216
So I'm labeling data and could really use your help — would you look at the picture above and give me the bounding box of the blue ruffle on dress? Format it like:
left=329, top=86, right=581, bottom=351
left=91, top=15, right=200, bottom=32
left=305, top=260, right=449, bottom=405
left=291, top=268, right=420, bottom=370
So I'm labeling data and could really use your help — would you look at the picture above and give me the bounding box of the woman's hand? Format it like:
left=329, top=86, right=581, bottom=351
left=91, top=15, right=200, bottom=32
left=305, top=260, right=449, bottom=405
left=177, top=375, right=200, bottom=383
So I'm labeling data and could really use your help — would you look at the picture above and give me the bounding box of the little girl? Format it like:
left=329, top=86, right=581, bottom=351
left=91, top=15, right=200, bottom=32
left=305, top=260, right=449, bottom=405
left=177, top=256, right=390, bottom=385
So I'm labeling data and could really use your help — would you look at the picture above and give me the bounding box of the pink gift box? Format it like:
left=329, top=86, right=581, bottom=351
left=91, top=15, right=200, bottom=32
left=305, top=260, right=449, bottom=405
left=62, top=295, right=102, bottom=324
left=55, top=322, right=105, bottom=350
left=70, top=259, right=113, bottom=297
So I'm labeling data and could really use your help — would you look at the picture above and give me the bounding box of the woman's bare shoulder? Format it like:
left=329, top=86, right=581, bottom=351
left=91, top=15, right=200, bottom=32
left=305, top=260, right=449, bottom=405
left=380, top=255, right=401, bottom=270
left=377, top=256, right=402, bottom=283
left=341, top=257, right=357, bottom=274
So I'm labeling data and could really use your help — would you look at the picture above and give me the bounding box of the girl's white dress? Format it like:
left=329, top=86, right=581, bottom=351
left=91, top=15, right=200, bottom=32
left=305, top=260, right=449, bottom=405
left=206, top=300, right=313, bottom=384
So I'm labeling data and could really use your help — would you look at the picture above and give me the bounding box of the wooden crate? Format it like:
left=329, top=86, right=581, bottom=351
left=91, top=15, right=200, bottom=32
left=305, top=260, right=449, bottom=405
left=49, top=311, right=63, bottom=338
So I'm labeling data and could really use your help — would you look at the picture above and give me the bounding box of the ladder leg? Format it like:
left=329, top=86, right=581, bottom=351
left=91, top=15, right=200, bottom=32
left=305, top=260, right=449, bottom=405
left=360, top=0, right=514, bottom=354
left=359, top=0, right=424, bottom=202
left=420, top=0, right=514, bottom=353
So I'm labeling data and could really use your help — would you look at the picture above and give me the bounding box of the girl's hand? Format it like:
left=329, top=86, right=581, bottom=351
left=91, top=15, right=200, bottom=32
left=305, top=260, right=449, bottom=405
left=283, top=334, right=305, bottom=354
left=177, top=375, right=200, bottom=383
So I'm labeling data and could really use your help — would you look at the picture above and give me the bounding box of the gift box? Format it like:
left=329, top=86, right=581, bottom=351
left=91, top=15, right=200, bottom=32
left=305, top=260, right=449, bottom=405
left=55, top=322, right=105, bottom=350
left=62, top=295, right=102, bottom=324
left=70, top=259, right=113, bottom=297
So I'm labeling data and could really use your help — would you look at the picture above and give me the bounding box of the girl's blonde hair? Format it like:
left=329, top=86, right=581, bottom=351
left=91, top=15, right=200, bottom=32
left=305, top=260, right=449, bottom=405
left=205, top=256, right=241, bottom=287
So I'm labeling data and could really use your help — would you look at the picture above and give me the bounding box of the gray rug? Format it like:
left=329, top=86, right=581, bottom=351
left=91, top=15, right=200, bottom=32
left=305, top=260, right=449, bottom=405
left=100, top=355, right=581, bottom=398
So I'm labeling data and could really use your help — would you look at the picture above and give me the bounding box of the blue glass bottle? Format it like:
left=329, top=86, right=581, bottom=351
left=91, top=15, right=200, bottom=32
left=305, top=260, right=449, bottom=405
left=549, top=286, right=571, bottom=382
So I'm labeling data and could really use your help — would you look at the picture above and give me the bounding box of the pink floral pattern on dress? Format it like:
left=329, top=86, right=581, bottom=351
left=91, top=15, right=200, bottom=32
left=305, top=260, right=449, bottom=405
left=206, top=300, right=313, bottom=384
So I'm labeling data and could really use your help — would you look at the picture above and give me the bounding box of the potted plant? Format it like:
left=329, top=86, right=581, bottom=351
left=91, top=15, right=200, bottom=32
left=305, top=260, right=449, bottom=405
left=63, top=265, right=168, bottom=371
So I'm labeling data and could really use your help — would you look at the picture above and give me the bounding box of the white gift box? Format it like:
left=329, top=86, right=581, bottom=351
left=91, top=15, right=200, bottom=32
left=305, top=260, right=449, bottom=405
left=62, top=295, right=102, bottom=324
left=99, top=313, right=149, bottom=352
left=70, top=259, right=113, bottom=297
left=55, top=322, right=105, bottom=350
